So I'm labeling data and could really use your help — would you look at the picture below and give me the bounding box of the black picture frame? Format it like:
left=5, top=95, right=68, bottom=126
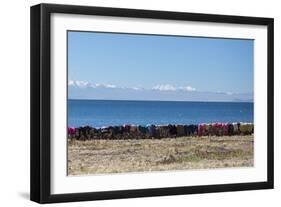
left=30, top=3, right=274, bottom=204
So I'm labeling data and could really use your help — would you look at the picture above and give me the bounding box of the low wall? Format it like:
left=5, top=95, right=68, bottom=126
left=68, top=122, right=254, bottom=140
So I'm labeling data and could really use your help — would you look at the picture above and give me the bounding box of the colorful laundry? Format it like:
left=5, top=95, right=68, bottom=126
left=68, top=122, right=254, bottom=140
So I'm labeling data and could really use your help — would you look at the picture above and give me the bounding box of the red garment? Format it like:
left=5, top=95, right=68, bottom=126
left=198, top=124, right=206, bottom=136
left=68, top=127, right=76, bottom=135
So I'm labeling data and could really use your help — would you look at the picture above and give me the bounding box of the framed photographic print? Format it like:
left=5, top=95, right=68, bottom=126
left=30, top=3, right=274, bottom=203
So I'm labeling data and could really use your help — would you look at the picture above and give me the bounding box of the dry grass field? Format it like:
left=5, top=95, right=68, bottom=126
left=67, top=135, right=254, bottom=175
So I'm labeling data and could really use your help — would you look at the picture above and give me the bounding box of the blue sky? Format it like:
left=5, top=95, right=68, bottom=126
left=68, top=31, right=253, bottom=101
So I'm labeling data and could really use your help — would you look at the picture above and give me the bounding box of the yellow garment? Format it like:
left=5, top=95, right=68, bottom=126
left=240, top=123, right=253, bottom=134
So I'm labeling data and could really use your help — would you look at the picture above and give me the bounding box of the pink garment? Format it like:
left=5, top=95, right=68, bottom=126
left=222, top=123, right=229, bottom=135
left=198, top=124, right=206, bottom=136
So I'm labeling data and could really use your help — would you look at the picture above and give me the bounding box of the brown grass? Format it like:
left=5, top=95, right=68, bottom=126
left=67, top=135, right=254, bottom=175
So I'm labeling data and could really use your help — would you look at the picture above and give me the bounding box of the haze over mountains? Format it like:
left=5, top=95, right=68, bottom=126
left=68, top=80, right=253, bottom=102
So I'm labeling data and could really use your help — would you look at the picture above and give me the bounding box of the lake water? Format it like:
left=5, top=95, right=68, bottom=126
left=68, top=99, right=253, bottom=128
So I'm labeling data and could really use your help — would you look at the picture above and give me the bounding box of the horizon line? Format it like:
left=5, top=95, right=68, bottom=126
left=68, top=98, right=254, bottom=104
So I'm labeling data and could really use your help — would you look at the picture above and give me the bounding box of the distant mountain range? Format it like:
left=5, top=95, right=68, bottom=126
left=68, top=80, right=253, bottom=102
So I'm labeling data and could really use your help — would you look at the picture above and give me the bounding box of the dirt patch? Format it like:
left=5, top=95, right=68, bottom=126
left=68, top=135, right=254, bottom=175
